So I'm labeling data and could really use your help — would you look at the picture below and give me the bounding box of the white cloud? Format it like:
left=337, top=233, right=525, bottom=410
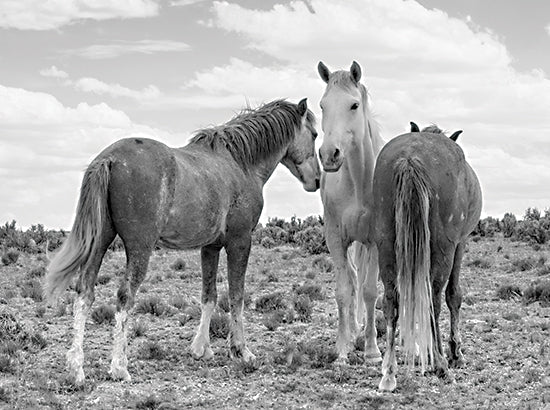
left=68, top=40, right=191, bottom=59
left=182, top=58, right=321, bottom=107
left=0, top=85, right=180, bottom=228
left=75, top=77, right=161, bottom=100
left=201, top=0, right=550, bottom=218
left=39, top=66, right=69, bottom=79
left=0, top=0, right=159, bottom=30
left=170, top=0, right=210, bottom=6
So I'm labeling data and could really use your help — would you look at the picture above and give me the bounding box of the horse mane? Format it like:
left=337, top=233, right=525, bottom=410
left=188, top=99, right=315, bottom=167
left=421, top=125, right=446, bottom=135
left=326, top=71, right=385, bottom=154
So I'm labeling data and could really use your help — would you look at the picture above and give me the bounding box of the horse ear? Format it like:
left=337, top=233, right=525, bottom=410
left=450, top=130, right=463, bottom=141
left=350, top=61, right=362, bottom=83
left=297, top=98, right=308, bottom=117
left=318, top=61, right=330, bottom=83
left=410, top=122, right=420, bottom=132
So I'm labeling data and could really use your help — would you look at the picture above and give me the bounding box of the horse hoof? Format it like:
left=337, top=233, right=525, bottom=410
left=190, top=336, right=213, bottom=360
left=70, top=368, right=86, bottom=386
left=364, top=353, right=382, bottom=364
left=378, top=375, right=396, bottom=392
left=334, top=355, right=350, bottom=366
left=230, top=345, right=256, bottom=364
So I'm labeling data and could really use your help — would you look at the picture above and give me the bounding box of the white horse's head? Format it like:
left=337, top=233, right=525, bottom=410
left=317, top=61, right=369, bottom=172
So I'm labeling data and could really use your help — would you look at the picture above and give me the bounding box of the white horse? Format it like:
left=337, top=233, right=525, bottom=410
left=317, top=61, right=385, bottom=363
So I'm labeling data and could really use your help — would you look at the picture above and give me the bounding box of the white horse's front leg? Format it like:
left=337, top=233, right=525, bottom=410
left=190, top=301, right=215, bottom=360
left=327, top=231, right=356, bottom=363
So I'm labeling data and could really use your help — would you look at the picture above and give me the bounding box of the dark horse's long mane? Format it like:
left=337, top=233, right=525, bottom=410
left=189, top=99, right=315, bottom=167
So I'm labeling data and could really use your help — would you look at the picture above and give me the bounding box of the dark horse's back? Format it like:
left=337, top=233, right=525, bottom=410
left=373, top=132, right=481, bottom=243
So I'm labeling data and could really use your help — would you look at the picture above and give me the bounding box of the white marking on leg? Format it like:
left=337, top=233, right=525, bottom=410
left=110, top=310, right=131, bottom=381
left=191, top=301, right=215, bottom=359
left=229, top=300, right=255, bottom=362
left=66, top=296, right=88, bottom=385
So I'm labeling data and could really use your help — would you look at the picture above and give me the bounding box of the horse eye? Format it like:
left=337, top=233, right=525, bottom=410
left=350, top=102, right=359, bottom=111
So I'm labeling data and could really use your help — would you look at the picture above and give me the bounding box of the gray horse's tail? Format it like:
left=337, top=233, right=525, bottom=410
left=44, top=159, right=111, bottom=302
left=393, top=156, right=434, bottom=373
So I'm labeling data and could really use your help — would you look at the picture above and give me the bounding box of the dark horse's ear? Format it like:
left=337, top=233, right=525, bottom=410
left=450, top=130, right=463, bottom=141
left=410, top=122, right=420, bottom=132
left=318, top=61, right=330, bottom=83
left=297, top=98, right=308, bottom=117
left=350, top=61, right=362, bottom=84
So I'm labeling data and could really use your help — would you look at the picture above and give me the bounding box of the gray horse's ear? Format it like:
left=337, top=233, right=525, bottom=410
left=318, top=61, right=330, bottom=83
left=350, top=61, right=362, bottom=84
left=297, top=98, right=308, bottom=117
left=450, top=130, right=463, bottom=141
left=410, top=122, right=420, bottom=132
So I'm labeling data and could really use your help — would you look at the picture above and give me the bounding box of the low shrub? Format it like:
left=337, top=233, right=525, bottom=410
left=496, top=284, right=522, bottom=300
left=170, top=258, right=186, bottom=271
left=293, top=294, right=312, bottom=322
left=137, top=340, right=167, bottom=360
left=255, top=292, right=287, bottom=313
left=312, top=255, right=333, bottom=273
left=209, top=310, right=230, bottom=339
left=19, top=280, right=42, bottom=302
left=135, top=295, right=169, bottom=317
left=294, top=283, right=325, bottom=301
left=1, top=250, right=19, bottom=266
left=523, top=280, right=550, bottom=305
left=91, top=304, right=116, bottom=325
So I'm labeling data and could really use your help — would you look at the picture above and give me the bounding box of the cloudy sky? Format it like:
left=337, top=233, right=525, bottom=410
left=1, top=0, right=550, bottom=229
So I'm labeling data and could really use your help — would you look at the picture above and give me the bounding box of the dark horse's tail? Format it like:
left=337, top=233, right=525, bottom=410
left=393, top=157, right=434, bottom=373
left=44, top=159, right=111, bottom=302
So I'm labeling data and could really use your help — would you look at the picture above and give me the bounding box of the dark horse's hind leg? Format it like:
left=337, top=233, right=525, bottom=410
left=191, top=244, right=221, bottom=360
left=430, top=243, right=455, bottom=381
left=110, top=242, right=154, bottom=381
left=446, top=241, right=465, bottom=368
left=67, top=225, right=116, bottom=385
left=226, top=235, right=255, bottom=362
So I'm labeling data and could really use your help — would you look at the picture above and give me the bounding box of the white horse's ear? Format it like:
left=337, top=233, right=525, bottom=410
left=297, top=98, right=308, bottom=117
left=350, top=61, right=362, bottom=84
left=318, top=61, right=330, bottom=83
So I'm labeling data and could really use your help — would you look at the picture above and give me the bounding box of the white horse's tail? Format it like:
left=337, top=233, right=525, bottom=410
left=347, top=241, right=374, bottom=325
left=393, top=156, right=434, bottom=373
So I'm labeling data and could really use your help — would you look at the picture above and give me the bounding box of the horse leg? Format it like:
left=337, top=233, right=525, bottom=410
left=190, top=244, right=221, bottom=360
left=327, top=231, right=355, bottom=362
left=430, top=245, right=455, bottom=381
left=66, top=227, right=115, bottom=385
left=378, top=277, right=399, bottom=391
left=361, top=244, right=381, bottom=363
left=110, top=244, right=153, bottom=381
left=446, top=241, right=465, bottom=368
left=226, top=235, right=255, bottom=363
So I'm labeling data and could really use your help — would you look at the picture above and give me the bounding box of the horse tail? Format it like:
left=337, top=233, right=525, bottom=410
left=393, top=156, right=434, bottom=373
left=44, top=158, right=111, bottom=302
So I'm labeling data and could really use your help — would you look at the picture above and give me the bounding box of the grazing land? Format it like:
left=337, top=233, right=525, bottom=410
left=0, top=236, right=549, bottom=409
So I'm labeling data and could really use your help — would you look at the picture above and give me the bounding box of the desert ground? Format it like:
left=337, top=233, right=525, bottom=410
left=0, top=235, right=548, bottom=409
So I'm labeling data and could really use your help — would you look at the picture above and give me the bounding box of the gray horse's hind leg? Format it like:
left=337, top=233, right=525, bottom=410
left=67, top=226, right=116, bottom=385
left=110, top=243, right=154, bottom=381
left=430, top=243, right=455, bottom=381
left=226, top=236, right=255, bottom=363
left=191, top=244, right=221, bottom=360
left=446, top=241, right=465, bottom=368
left=361, top=244, right=381, bottom=363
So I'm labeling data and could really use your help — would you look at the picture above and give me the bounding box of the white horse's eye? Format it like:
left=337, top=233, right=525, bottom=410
left=350, top=102, right=359, bottom=111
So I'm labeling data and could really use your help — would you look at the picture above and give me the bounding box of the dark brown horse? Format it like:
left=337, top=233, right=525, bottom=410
left=44, top=99, right=320, bottom=385
left=372, top=126, right=481, bottom=391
